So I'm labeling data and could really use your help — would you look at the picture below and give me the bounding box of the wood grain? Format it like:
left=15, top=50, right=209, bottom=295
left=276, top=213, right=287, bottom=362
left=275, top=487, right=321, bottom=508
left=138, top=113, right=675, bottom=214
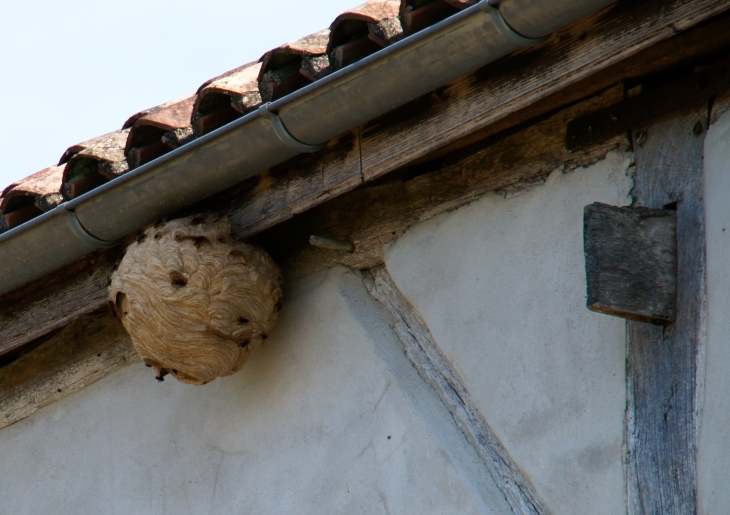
left=0, top=249, right=120, bottom=358
left=584, top=203, right=677, bottom=325
left=365, top=267, right=550, bottom=515
left=0, top=309, right=137, bottom=430
left=626, top=102, right=708, bottom=514
left=222, top=130, right=362, bottom=240
left=254, top=85, right=629, bottom=279
left=421, top=14, right=730, bottom=165
left=358, top=0, right=730, bottom=181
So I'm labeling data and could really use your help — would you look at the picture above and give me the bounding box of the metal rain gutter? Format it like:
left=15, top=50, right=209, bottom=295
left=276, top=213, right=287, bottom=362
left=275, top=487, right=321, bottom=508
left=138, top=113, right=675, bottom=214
left=0, top=0, right=616, bottom=296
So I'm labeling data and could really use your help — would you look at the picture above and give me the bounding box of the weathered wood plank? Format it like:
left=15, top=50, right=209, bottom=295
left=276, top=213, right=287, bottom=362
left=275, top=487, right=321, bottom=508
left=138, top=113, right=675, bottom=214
left=359, top=0, right=730, bottom=181
left=568, top=54, right=730, bottom=150
left=0, top=248, right=121, bottom=358
left=365, top=267, right=549, bottom=515
left=255, top=85, right=629, bottom=279
left=0, top=309, right=137, bottom=430
left=626, top=102, right=708, bottom=514
left=584, top=202, right=677, bottom=325
left=409, top=12, right=730, bottom=166
left=222, top=130, right=362, bottom=241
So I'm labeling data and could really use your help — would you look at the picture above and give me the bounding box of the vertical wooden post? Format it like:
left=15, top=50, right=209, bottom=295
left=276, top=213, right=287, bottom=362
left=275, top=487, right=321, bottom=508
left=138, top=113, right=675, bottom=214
left=626, top=103, right=708, bottom=514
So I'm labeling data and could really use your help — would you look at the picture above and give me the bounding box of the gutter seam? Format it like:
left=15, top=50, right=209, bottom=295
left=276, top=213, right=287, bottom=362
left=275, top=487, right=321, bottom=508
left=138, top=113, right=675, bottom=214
left=64, top=206, right=119, bottom=248
left=259, top=104, right=326, bottom=153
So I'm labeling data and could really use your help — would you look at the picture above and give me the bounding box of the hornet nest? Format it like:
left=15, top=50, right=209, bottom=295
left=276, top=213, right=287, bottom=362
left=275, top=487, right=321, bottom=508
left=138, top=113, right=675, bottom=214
left=109, top=214, right=283, bottom=385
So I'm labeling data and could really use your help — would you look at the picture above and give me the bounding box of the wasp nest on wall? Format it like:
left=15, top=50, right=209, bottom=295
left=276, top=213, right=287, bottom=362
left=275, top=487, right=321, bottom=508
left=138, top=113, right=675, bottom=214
left=109, top=214, right=283, bottom=385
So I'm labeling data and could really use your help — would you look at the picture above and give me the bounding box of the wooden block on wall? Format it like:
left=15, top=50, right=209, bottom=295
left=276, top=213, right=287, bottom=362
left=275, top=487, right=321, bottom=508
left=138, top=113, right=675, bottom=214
left=584, top=202, right=677, bottom=325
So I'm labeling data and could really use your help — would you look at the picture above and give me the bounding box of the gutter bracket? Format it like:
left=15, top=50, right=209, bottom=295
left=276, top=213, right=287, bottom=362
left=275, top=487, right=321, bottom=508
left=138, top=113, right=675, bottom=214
left=63, top=204, right=120, bottom=248
left=483, top=1, right=550, bottom=46
left=259, top=104, right=327, bottom=153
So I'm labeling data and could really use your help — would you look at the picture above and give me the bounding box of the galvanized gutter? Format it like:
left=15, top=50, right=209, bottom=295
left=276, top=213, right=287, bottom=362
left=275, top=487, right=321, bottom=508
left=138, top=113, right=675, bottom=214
left=0, top=0, right=616, bottom=296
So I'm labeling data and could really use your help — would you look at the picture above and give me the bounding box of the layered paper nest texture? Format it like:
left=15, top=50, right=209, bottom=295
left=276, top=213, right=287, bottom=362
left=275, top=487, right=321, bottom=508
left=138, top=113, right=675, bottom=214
left=109, top=215, right=283, bottom=385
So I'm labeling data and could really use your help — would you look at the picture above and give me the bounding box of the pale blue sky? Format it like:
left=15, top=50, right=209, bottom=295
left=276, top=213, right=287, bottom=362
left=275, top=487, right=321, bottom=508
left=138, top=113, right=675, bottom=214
left=0, top=0, right=357, bottom=190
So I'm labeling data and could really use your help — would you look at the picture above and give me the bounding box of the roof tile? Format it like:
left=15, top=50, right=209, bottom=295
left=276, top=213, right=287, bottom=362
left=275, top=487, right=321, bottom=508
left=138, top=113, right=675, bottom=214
left=192, top=62, right=262, bottom=136
left=124, top=94, right=196, bottom=169
left=0, top=165, right=64, bottom=232
left=443, top=0, right=479, bottom=9
left=402, top=1, right=459, bottom=34
left=328, top=0, right=402, bottom=71
left=259, top=30, right=330, bottom=102
left=61, top=130, right=130, bottom=199
left=1, top=165, right=64, bottom=212
left=335, top=0, right=401, bottom=24
left=2, top=0, right=483, bottom=226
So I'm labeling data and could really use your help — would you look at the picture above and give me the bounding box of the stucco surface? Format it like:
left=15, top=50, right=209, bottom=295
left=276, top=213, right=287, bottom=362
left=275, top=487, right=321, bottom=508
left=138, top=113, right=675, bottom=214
left=384, top=151, right=634, bottom=515
left=697, top=108, right=730, bottom=515
left=0, top=266, right=511, bottom=515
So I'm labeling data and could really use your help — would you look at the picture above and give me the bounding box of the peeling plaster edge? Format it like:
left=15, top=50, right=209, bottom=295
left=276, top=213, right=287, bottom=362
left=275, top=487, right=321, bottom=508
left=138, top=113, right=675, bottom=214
left=363, top=266, right=551, bottom=515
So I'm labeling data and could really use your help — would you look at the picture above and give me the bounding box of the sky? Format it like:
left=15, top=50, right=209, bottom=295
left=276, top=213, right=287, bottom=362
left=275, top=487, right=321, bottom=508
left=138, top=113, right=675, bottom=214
left=0, top=0, right=358, bottom=190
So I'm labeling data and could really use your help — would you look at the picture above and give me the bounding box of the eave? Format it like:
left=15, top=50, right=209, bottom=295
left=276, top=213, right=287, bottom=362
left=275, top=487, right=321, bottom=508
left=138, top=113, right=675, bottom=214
left=1, top=0, right=730, bottom=427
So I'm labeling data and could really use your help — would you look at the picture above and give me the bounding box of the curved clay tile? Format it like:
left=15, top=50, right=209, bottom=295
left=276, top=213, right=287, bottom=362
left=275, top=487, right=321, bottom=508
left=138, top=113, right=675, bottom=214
left=0, top=165, right=64, bottom=231
left=400, top=0, right=461, bottom=36
left=328, top=0, right=403, bottom=69
left=124, top=94, right=196, bottom=169
left=258, top=30, right=330, bottom=101
left=333, top=0, right=401, bottom=25
left=61, top=129, right=130, bottom=199
left=443, top=0, right=479, bottom=9
left=192, top=61, right=262, bottom=137
left=2, top=0, right=474, bottom=229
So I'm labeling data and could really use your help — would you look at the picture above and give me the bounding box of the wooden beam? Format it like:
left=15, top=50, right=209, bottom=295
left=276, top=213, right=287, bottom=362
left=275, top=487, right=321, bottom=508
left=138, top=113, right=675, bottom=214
left=0, top=131, right=361, bottom=362
left=625, top=102, right=708, bottom=514
left=1, top=0, right=727, bottom=365
left=0, top=248, right=121, bottom=358
left=253, top=85, right=629, bottom=279
left=423, top=13, right=730, bottom=165
left=0, top=309, right=137, bottom=430
left=567, top=54, right=730, bottom=150
left=221, top=130, right=362, bottom=241
left=358, top=0, right=730, bottom=181
left=584, top=202, right=677, bottom=325
left=366, top=267, right=549, bottom=515
left=0, top=86, right=628, bottom=427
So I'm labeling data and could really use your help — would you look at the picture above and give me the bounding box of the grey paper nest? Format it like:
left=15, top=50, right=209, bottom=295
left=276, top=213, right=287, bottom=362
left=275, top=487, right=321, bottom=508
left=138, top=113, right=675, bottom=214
left=109, top=214, right=283, bottom=385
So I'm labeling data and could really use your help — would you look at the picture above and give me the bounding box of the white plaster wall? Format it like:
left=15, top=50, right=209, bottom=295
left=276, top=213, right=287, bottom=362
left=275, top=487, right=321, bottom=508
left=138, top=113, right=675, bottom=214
left=698, top=107, right=730, bottom=515
left=0, top=266, right=512, bottom=515
left=384, top=151, right=634, bottom=515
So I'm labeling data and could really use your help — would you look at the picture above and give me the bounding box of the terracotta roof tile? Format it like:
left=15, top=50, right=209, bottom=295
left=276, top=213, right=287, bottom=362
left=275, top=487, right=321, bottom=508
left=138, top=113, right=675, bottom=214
left=124, top=94, right=196, bottom=169
left=328, top=0, right=402, bottom=70
left=335, top=0, right=401, bottom=24
left=401, top=0, right=460, bottom=35
left=0, top=165, right=64, bottom=231
left=2, top=0, right=482, bottom=226
left=192, top=61, right=262, bottom=136
left=367, top=17, right=405, bottom=47
left=61, top=129, right=130, bottom=199
left=259, top=30, right=330, bottom=102
left=443, top=0, right=479, bottom=9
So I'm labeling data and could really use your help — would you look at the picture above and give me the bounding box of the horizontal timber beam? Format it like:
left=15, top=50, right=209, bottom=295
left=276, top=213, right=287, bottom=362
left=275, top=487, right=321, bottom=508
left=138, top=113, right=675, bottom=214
left=567, top=53, right=730, bottom=150
left=0, top=0, right=728, bottom=365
